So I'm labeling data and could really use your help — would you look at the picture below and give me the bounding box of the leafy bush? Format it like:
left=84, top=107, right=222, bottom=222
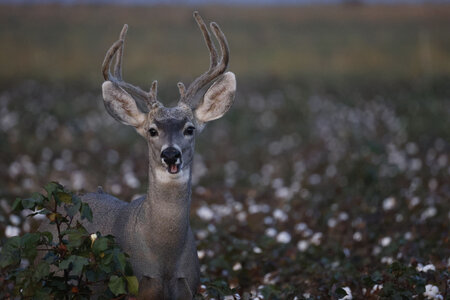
left=0, top=182, right=138, bottom=299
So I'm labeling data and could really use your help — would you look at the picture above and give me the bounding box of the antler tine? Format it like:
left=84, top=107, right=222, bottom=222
left=177, top=82, right=186, bottom=98
left=102, top=25, right=161, bottom=111
left=181, top=12, right=230, bottom=105
left=149, top=80, right=158, bottom=100
left=193, top=11, right=218, bottom=68
left=210, top=22, right=229, bottom=72
left=102, top=39, right=123, bottom=81
left=113, top=24, right=128, bottom=80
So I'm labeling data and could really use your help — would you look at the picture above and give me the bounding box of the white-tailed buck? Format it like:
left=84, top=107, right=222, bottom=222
left=67, top=12, right=234, bottom=299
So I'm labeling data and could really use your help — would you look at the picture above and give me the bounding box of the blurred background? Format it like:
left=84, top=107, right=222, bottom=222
left=0, top=1, right=449, bottom=298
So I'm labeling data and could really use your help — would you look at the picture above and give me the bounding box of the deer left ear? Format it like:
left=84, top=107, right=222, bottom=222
left=195, top=72, right=236, bottom=124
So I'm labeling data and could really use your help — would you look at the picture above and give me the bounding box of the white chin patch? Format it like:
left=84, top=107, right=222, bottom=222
left=155, top=167, right=189, bottom=184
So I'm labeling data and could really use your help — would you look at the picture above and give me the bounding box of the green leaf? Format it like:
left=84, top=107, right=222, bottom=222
left=335, top=287, right=348, bottom=298
left=86, top=269, right=106, bottom=283
left=30, top=192, right=44, bottom=206
left=21, top=233, right=41, bottom=259
left=0, top=236, right=21, bottom=267
left=33, top=261, right=50, bottom=280
left=101, top=252, right=113, bottom=265
left=72, top=195, right=82, bottom=206
left=65, top=200, right=81, bottom=218
left=22, top=232, right=41, bottom=246
left=22, top=197, right=36, bottom=209
left=41, top=231, right=53, bottom=244
left=125, top=276, right=139, bottom=296
left=113, top=248, right=127, bottom=272
left=65, top=228, right=88, bottom=249
left=59, top=258, right=71, bottom=270
left=92, top=237, right=109, bottom=254
left=57, top=191, right=72, bottom=204
left=371, top=271, right=383, bottom=283
left=108, top=275, right=126, bottom=296
left=71, top=256, right=89, bottom=276
left=34, top=289, right=53, bottom=300
left=12, top=197, right=23, bottom=211
left=59, top=255, right=89, bottom=276
left=44, top=182, right=60, bottom=197
left=80, top=203, right=93, bottom=222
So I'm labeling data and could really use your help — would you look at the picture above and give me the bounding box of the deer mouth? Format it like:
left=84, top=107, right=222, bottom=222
left=162, top=157, right=182, bottom=174
left=167, top=162, right=181, bottom=174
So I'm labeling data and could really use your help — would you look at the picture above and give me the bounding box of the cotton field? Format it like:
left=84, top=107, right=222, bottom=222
left=0, top=78, right=448, bottom=298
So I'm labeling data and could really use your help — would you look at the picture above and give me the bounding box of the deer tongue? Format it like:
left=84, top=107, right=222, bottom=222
left=169, top=164, right=179, bottom=174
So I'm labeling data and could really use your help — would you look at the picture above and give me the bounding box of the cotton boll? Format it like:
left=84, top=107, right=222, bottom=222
left=237, top=211, right=247, bottom=223
left=197, top=206, right=214, bottom=221
left=9, top=214, right=21, bottom=226
left=276, top=231, right=291, bottom=244
left=328, top=218, right=337, bottom=228
left=338, top=212, right=349, bottom=221
left=197, top=250, right=205, bottom=260
left=297, top=240, right=309, bottom=252
left=383, top=197, right=396, bottom=211
left=264, top=216, right=274, bottom=225
left=253, top=247, right=262, bottom=254
left=310, top=232, right=323, bottom=246
left=418, top=264, right=436, bottom=273
left=371, top=284, right=383, bottom=294
left=295, top=222, right=308, bottom=232
left=338, top=286, right=352, bottom=300
left=232, top=262, right=242, bottom=271
left=381, top=256, right=393, bottom=264
left=404, top=232, right=413, bottom=240
left=273, top=209, right=288, bottom=222
left=353, top=232, right=362, bottom=242
left=5, top=225, right=20, bottom=237
left=265, top=228, right=277, bottom=238
left=423, top=284, right=442, bottom=300
left=409, top=196, right=420, bottom=207
left=421, top=207, right=437, bottom=221
left=196, top=230, right=208, bottom=240
left=380, top=236, right=391, bottom=247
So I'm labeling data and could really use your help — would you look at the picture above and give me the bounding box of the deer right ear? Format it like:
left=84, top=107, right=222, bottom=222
left=194, top=72, right=236, bottom=125
left=102, top=81, right=146, bottom=128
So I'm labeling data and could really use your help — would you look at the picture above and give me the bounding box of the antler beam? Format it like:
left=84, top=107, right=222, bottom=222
left=102, top=24, right=161, bottom=111
left=179, top=11, right=230, bottom=107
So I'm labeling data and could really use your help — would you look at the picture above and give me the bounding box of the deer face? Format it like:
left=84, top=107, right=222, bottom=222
left=102, top=72, right=236, bottom=178
left=101, top=12, right=235, bottom=180
left=145, top=105, right=196, bottom=176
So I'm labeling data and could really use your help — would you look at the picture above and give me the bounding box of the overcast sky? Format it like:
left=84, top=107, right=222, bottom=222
left=1, top=0, right=449, bottom=4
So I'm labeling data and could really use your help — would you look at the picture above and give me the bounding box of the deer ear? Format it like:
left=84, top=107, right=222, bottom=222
left=195, top=72, right=236, bottom=124
left=102, top=81, right=146, bottom=128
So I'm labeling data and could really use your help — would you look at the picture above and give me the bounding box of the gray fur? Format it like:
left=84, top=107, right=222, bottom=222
left=39, top=12, right=236, bottom=299
left=42, top=73, right=236, bottom=299
left=73, top=85, right=240, bottom=298
left=89, top=75, right=235, bottom=298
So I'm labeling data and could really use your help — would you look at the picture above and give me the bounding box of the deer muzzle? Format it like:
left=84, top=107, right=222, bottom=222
left=161, top=147, right=182, bottom=174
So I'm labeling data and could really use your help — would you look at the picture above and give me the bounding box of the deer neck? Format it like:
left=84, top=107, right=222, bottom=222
left=138, top=164, right=192, bottom=247
left=146, top=166, right=192, bottom=215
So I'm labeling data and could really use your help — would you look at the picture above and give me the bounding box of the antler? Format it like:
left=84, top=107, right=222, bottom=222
left=102, top=24, right=160, bottom=111
left=179, top=11, right=230, bottom=107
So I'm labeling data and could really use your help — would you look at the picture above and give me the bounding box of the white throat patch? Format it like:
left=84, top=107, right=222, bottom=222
left=154, top=167, right=190, bottom=184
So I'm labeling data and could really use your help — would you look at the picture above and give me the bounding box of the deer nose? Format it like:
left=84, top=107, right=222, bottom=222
left=161, top=147, right=181, bottom=165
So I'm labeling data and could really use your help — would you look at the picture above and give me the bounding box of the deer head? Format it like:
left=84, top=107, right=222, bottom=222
left=101, top=12, right=236, bottom=181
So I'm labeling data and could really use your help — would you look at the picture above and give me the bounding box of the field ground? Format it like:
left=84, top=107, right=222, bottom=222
left=1, top=4, right=450, bottom=85
left=0, top=4, right=449, bottom=299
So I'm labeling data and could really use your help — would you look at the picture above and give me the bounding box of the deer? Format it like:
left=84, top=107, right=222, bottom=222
left=43, top=12, right=236, bottom=299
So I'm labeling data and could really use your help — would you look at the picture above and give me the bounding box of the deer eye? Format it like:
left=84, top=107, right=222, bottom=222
left=184, top=126, right=195, bottom=136
left=149, top=128, right=158, bottom=137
